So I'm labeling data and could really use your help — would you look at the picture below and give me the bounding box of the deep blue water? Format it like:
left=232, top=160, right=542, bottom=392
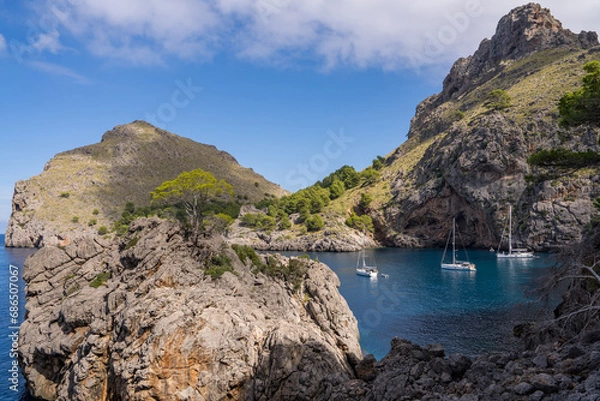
left=0, top=235, right=37, bottom=400
left=281, top=248, right=557, bottom=360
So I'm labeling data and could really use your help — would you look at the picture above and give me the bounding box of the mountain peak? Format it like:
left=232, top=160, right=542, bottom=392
left=100, top=120, right=169, bottom=143
left=440, top=3, right=598, bottom=102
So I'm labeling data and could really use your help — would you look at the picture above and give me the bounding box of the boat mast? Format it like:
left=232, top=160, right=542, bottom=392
left=452, top=218, right=456, bottom=264
left=508, top=205, right=513, bottom=255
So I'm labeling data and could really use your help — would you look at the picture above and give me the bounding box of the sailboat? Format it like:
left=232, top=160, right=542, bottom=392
left=356, top=248, right=378, bottom=277
left=497, top=205, right=534, bottom=258
left=441, top=218, right=476, bottom=271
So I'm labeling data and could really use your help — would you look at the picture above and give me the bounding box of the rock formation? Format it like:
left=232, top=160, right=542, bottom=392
left=5, top=121, right=287, bottom=248
left=438, top=3, right=598, bottom=105
left=329, top=336, right=600, bottom=401
left=19, top=217, right=360, bottom=400
left=370, top=3, right=600, bottom=250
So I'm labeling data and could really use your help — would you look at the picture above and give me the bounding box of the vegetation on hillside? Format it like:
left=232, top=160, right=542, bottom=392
left=246, top=164, right=377, bottom=234
left=528, top=60, right=600, bottom=174
left=530, top=60, right=600, bottom=341
left=559, top=60, right=600, bottom=127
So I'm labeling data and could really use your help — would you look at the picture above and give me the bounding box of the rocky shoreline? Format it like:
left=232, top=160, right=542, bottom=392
left=17, top=217, right=600, bottom=400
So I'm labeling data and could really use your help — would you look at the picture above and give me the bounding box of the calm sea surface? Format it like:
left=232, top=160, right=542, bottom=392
left=0, top=236, right=556, bottom=399
left=281, top=248, right=558, bottom=360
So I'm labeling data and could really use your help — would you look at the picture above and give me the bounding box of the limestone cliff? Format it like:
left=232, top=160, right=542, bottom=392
left=19, top=217, right=360, bottom=400
left=5, top=121, right=287, bottom=248
left=337, top=3, right=600, bottom=250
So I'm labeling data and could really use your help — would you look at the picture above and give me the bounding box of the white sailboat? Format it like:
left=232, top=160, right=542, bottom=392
left=441, top=218, right=476, bottom=271
left=497, top=205, right=534, bottom=258
left=356, top=248, right=378, bottom=277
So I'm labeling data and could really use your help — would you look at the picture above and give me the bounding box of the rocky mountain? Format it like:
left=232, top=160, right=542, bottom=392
left=19, top=218, right=361, bottom=400
left=5, top=121, right=287, bottom=248
left=330, top=3, right=600, bottom=251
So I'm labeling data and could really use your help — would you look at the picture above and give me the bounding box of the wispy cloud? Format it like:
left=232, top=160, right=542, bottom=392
left=30, top=30, right=63, bottom=53
left=27, top=60, right=90, bottom=84
left=28, top=0, right=600, bottom=71
left=0, top=33, right=6, bottom=54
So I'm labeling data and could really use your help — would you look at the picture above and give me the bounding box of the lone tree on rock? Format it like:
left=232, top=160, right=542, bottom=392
left=151, top=169, right=233, bottom=240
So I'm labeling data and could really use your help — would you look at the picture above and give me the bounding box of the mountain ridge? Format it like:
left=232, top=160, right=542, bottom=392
left=5, top=121, right=287, bottom=247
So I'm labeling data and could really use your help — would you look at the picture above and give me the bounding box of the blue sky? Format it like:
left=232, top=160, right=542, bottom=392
left=0, top=1, right=598, bottom=231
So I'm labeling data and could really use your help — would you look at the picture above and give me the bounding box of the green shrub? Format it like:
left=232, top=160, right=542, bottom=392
left=528, top=148, right=600, bottom=168
left=256, top=256, right=308, bottom=292
left=485, top=89, right=512, bottom=110
left=279, top=215, right=292, bottom=230
left=559, top=60, right=600, bottom=126
left=305, top=215, right=324, bottom=232
left=359, top=193, right=373, bottom=210
left=71, top=216, right=80, bottom=223
left=361, top=167, right=380, bottom=185
left=202, top=213, right=234, bottom=234
left=60, top=192, right=70, bottom=198
left=123, top=235, right=139, bottom=250
left=90, top=272, right=111, bottom=288
left=345, top=213, right=374, bottom=232
left=372, top=156, right=385, bottom=171
left=205, top=254, right=234, bottom=279
left=88, top=218, right=97, bottom=227
left=232, top=244, right=265, bottom=270
left=92, top=208, right=100, bottom=215
left=329, top=178, right=345, bottom=199
left=240, top=213, right=276, bottom=231
left=97, top=226, right=109, bottom=235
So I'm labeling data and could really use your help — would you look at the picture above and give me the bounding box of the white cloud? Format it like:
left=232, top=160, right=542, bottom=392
left=33, top=0, right=600, bottom=71
left=30, top=30, right=63, bottom=53
left=27, top=61, right=90, bottom=84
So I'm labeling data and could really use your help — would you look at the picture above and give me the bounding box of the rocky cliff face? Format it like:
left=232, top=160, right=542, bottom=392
left=5, top=121, right=287, bottom=248
left=371, top=4, right=600, bottom=250
left=19, top=218, right=360, bottom=400
left=437, top=3, right=598, bottom=106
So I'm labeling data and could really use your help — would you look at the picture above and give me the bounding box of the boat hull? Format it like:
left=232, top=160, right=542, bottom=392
left=441, top=262, right=476, bottom=271
left=497, top=252, right=535, bottom=258
left=356, top=268, right=378, bottom=277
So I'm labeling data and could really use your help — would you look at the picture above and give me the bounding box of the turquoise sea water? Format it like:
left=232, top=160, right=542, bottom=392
left=281, top=248, right=557, bottom=360
left=0, top=235, right=37, bottom=400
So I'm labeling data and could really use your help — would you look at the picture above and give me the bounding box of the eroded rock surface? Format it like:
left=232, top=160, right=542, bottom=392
left=19, top=218, right=360, bottom=400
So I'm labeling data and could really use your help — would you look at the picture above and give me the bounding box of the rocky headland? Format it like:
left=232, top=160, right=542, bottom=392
left=19, top=217, right=361, bottom=400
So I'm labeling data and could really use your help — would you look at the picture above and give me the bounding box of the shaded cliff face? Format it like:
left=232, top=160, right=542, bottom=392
left=19, top=218, right=360, bottom=400
left=5, top=121, right=287, bottom=248
left=355, top=4, right=600, bottom=250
